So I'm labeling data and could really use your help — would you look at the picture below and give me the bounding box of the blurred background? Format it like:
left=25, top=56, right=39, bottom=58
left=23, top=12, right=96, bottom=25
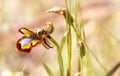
left=0, top=0, right=120, bottom=76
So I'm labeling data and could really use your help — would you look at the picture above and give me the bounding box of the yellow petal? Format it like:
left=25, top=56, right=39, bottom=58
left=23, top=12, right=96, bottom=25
left=19, top=28, right=36, bottom=36
left=31, top=39, right=40, bottom=46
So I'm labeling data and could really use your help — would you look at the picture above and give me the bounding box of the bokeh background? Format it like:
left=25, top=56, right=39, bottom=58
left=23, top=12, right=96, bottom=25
left=0, top=0, right=120, bottom=76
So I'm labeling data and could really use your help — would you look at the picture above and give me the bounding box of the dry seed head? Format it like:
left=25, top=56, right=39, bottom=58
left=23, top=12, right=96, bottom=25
left=47, top=7, right=66, bottom=15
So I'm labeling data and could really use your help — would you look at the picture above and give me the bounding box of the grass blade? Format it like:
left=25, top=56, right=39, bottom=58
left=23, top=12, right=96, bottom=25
left=42, top=62, right=54, bottom=76
left=59, top=32, right=67, bottom=51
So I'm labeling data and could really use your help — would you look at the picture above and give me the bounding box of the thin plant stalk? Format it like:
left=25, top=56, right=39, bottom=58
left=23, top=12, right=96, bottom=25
left=49, top=36, right=64, bottom=76
left=29, top=51, right=47, bottom=76
left=64, top=0, right=72, bottom=76
left=85, top=43, right=108, bottom=72
left=20, top=63, right=28, bottom=76
left=66, top=25, right=72, bottom=76
left=72, top=0, right=85, bottom=76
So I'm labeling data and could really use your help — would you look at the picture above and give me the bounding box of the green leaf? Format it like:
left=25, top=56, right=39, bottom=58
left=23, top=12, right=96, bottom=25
left=42, top=62, right=54, bottom=76
left=49, top=36, right=59, bottom=49
left=59, top=32, right=67, bottom=51
left=63, top=10, right=74, bottom=25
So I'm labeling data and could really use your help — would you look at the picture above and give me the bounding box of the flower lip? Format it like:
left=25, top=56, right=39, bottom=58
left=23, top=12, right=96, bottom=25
left=20, top=36, right=35, bottom=46
left=16, top=37, right=32, bottom=53
left=16, top=36, right=40, bottom=53
left=16, top=43, right=32, bottom=53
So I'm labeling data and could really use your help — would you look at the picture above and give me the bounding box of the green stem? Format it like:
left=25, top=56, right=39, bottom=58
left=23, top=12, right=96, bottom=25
left=63, top=3, right=72, bottom=76
left=66, top=25, right=72, bottom=76
left=49, top=36, right=64, bottom=76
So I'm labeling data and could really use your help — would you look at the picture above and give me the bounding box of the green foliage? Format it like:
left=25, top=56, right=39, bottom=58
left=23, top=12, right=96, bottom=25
left=42, top=62, right=54, bottom=76
left=59, top=32, right=67, bottom=51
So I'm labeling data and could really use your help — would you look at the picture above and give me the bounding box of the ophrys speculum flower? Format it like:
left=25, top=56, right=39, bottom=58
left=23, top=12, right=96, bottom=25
left=16, top=22, right=54, bottom=53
